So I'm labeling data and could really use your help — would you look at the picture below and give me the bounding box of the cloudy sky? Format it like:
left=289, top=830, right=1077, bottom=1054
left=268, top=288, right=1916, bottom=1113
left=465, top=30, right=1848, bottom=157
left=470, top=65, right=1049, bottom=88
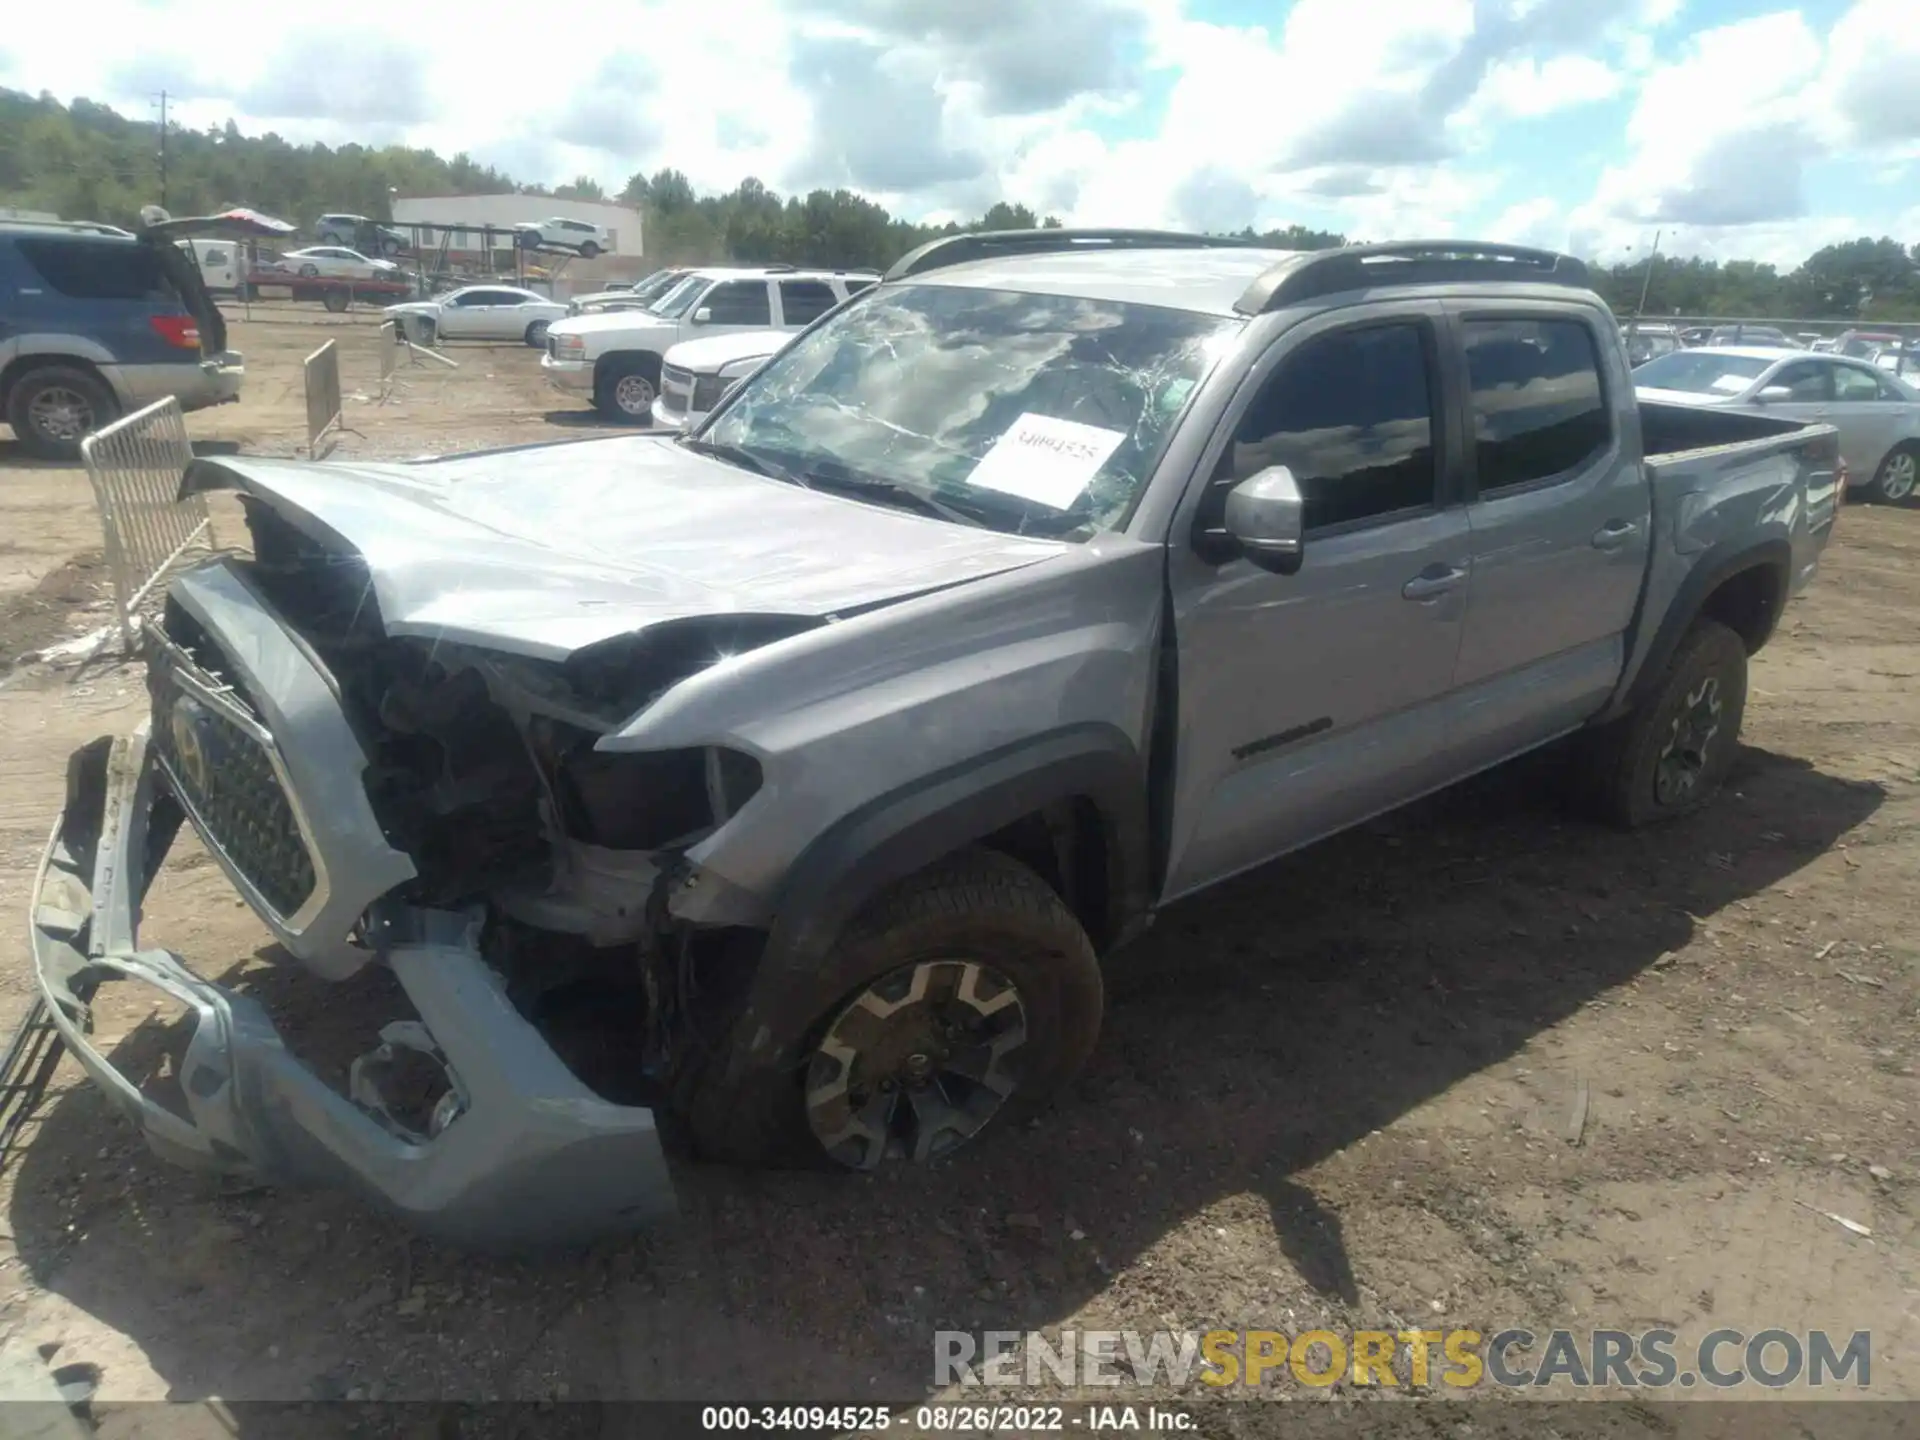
left=4, top=0, right=1917, bottom=266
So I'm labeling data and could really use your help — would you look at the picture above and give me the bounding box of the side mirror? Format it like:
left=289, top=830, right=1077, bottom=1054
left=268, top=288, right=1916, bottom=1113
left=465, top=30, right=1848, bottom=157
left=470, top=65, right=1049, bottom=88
left=1224, top=465, right=1305, bottom=574
left=692, top=307, right=713, bottom=325
left=1756, top=385, right=1793, bottom=404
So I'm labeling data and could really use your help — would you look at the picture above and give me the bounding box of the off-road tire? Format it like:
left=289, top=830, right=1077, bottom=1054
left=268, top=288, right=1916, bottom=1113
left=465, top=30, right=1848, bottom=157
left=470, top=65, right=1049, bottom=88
left=6, top=364, right=119, bottom=461
left=673, top=848, right=1104, bottom=1170
left=322, top=286, right=351, bottom=313
left=1573, top=618, right=1749, bottom=829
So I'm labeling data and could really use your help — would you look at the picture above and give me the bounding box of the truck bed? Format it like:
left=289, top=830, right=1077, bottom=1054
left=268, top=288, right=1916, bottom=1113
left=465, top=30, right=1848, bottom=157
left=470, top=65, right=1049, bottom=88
left=1608, top=401, right=1842, bottom=721
left=1638, top=397, right=1811, bottom=460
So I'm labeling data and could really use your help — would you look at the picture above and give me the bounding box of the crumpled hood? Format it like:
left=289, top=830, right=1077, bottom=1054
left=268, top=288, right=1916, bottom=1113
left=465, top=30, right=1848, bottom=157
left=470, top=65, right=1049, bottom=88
left=183, top=435, right=1065, bottom=659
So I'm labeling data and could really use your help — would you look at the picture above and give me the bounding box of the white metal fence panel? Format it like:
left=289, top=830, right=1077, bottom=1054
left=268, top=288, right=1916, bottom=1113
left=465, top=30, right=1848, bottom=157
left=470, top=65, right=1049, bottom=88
left=304, top=339, right=342, bottom=458
left=78, top=396, right=212, bottom=649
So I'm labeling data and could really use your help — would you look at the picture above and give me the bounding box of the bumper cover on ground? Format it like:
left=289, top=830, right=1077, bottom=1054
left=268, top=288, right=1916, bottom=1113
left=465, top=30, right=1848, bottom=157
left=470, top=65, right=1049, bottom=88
left=29, top=728, right=677, bottom=1249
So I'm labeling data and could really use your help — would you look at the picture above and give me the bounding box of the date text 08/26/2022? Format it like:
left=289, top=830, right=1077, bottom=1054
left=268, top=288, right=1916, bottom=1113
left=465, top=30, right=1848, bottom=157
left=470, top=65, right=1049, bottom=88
left=699, top=1405, right=1193, bottom=1432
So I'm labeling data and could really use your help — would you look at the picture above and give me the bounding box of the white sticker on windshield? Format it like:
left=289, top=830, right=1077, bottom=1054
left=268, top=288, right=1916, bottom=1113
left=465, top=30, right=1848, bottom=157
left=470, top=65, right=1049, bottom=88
left=965, top=413, right=1128, bottom=510
left=1709, top=373, right=1751, bottom=393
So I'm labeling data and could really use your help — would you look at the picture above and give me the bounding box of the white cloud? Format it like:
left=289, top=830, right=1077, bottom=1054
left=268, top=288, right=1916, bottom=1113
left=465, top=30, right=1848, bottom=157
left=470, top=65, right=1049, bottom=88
left=1, top=0, right=1912, bottom=270
left=1566, top=1, right=1920, bottom=264
left=1467, top=55, right=1622, bottom=121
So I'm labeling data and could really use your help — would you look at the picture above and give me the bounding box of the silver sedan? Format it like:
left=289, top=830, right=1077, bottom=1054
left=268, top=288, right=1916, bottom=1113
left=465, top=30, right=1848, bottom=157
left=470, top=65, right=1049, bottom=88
left=1634, top=345, right=1920, bottom=504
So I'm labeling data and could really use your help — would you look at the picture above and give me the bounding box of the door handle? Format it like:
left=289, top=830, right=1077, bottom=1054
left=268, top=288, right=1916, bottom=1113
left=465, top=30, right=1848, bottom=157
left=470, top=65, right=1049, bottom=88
left=1401, top=565, right=1467, bottom=601
left=1592, top=520, right=1641, bottom=551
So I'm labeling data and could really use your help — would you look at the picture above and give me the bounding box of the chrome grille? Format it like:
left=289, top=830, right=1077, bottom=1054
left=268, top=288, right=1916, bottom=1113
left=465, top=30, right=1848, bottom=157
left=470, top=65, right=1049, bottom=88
left=691, top=374, right=730, bottom=412
left=659, top=364, right=694, bottom=417
left=147, top=626, right=317, bottom=921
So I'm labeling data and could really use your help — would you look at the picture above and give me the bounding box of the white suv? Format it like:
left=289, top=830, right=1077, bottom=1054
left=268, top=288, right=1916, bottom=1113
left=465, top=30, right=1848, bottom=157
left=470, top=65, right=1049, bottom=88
left=542, top=265, right=878, bottom=421
left=514, top=217, right=611, bottom=257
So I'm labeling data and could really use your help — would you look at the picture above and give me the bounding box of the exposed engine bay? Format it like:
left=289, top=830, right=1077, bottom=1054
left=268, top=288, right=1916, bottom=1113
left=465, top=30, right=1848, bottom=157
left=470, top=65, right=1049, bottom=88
left=157, top=496, right=804, bottom=1102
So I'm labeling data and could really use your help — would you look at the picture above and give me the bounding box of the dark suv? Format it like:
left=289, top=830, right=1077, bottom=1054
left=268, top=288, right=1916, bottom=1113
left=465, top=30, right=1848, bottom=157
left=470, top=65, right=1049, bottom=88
left=0, top=219, right=247, bottom=459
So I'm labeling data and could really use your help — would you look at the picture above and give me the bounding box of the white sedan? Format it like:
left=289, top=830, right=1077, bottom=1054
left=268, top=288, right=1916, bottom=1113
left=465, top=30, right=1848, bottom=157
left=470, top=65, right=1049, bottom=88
left=385, top=285, right=571, bottom=345
left=282, top=246, right=400, bottom=281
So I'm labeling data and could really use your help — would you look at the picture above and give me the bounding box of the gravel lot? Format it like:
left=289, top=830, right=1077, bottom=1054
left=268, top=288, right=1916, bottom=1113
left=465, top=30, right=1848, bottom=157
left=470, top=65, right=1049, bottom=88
left=0, top=306, right=1914, bottom=1434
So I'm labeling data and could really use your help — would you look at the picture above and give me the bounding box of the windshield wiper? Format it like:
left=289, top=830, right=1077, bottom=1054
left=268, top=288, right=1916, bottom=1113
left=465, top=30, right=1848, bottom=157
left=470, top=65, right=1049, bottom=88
left=797, top=465, right=983, bottom=528
left=680, top=435, right=806, bottom=487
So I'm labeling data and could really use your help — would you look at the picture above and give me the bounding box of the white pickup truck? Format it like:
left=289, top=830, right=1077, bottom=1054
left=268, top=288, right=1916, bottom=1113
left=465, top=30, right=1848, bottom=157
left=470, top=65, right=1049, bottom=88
left=541, top=265, right=876, bottom=421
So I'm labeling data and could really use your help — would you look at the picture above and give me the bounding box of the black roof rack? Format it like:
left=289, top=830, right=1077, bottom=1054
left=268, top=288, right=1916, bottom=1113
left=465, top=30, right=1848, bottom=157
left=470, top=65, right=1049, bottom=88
left=1233, top=240, right=1591, bottom=314
left=883, top=228, right=1253, bottom=282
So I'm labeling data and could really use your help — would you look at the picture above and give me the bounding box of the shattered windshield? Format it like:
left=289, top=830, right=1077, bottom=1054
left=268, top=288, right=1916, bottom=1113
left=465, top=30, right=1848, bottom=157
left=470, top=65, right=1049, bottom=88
left=699, top=283, right=1240, bottom=539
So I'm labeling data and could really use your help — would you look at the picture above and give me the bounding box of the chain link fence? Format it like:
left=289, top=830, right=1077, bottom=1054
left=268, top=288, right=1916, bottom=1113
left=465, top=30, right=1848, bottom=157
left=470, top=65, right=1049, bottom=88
left=78, top=397, right=214, bottom=651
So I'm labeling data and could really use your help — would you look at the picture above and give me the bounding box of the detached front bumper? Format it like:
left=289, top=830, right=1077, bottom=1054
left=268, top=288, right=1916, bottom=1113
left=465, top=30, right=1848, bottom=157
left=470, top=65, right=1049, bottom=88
left=27, top=574, right=678, bottom=1247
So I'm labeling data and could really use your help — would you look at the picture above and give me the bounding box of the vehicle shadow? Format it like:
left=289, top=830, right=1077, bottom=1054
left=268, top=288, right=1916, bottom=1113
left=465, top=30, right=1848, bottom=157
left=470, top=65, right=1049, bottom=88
left=4, top=744, right=1883, bottom=1414
left=540, top=410, right=653, bottom=432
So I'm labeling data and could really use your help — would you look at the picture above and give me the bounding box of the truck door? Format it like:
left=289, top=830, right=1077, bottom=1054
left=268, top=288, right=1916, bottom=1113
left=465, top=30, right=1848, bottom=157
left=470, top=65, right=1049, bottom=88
left=1443, top=304, right=1650, bottom=771
left=1161, top=303, right=1471, bottom=901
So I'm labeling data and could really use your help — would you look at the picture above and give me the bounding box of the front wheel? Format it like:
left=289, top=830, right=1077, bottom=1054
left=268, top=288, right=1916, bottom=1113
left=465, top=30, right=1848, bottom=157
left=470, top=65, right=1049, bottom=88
left=1574, top=618, right=1749, bottom=829
left=674, top=849, right=1103, bottom=1171
left=594, top=356, right=660, bottom=423
left=1871, top=444, right=1918, bottom=505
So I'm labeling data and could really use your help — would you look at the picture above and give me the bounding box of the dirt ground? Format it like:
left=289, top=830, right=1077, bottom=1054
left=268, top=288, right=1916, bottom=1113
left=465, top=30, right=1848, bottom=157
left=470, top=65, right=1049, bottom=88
left=0, top=305, right=1914, bottom=1433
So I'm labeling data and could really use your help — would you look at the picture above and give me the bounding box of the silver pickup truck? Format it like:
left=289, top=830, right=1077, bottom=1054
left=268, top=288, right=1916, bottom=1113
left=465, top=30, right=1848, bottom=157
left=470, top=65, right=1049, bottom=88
left=30, top=234, right=1843, bottom=1248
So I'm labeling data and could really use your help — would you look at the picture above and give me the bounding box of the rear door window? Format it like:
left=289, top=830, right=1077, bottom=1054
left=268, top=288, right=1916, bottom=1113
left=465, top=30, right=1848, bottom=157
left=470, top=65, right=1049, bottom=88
left=1833, top=364, right=1890, bottom=401
left=778, top=280, right=839, bottom=326
left=16, top=238, right=173, bottom=301
left=1461, top=318, right=1611, bottom=493
left=703, top=281, right=773, bottom=325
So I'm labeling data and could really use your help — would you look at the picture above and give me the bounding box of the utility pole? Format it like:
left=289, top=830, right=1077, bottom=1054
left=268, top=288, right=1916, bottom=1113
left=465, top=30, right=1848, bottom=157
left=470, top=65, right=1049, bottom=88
left=156, top=90, right=168, bottom=208
left=1630, top=227, right=1662, bottom=334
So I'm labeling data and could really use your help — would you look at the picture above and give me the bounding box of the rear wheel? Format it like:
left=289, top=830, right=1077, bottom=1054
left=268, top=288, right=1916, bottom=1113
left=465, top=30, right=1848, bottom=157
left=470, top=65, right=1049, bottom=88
left=579, top=241, right=602, bottom=259
left=1871, top=444, right=1918, bottom=504
left=594, top=355, right=660, bottom=422
left=524, top=319, right=551, bottom=347
left=6, top=365, right=120, bottom=461
left=297, top=263, right=320, bottom=277
left=673, top=848, right=1103, bottom=1170
left=1573, top=619, right=1749, bottom=829
left=322, top=286, right=351, bottom=313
